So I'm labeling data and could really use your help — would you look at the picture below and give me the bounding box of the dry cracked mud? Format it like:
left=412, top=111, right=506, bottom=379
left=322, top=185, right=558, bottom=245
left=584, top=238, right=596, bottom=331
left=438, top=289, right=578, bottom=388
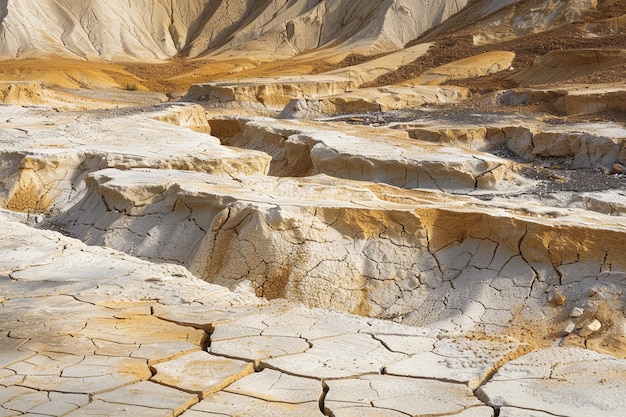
left=1, top=0, right=626, bottom=416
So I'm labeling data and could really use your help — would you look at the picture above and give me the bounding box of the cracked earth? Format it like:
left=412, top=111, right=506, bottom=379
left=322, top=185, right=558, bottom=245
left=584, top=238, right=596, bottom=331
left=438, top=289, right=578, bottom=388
left=1, top=100, right=625, bottom=417
left=1, top=0, right=626, bottom=416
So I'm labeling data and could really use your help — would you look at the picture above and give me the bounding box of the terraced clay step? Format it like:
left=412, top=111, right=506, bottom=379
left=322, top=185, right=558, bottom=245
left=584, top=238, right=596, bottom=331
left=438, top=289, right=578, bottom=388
left=210, top=117, right=530, bottom=192
left=2, top=212, right=626, bottom=416
left=0, top=104, right=269, bottom=214
left=46, top=168, right=626, bottom=340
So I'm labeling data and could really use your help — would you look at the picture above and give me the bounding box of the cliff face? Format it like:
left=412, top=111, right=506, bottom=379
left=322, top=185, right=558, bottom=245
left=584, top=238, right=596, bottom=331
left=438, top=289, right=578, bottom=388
left=0, top=0, right=472, bottom=60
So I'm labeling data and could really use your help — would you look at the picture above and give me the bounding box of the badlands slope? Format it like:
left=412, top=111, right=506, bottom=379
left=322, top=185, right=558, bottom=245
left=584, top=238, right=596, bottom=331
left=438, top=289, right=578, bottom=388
left=0, top=0, right=470, bottom=60
left=1, top=0, right=626, bottom=416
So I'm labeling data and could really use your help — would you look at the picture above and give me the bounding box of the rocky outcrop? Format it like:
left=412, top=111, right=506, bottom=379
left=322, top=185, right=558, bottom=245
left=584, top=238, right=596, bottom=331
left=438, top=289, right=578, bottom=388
left=0, top=104, right=269, bottom=214
left=398, top=113, right=626, bottom=170
left=0, top=81, right=167, bottom=110
left=477, top=348, right=626, bottom=416
left=272, top=50, right=513, bottom=118
left=184, top=76, right=359, bottom=112
left=407, top=51, right=515, bottom=85
left=510, top=123, right=626, bottom=169
left=212, top=117, right=529, bottom=191
left=2, top=211, right=626, bottom=415
left=47, top=168, right=626, bottom=335
left=1, top=0, right=626, bottom=414
left=280, top=85, right=469, bottom=119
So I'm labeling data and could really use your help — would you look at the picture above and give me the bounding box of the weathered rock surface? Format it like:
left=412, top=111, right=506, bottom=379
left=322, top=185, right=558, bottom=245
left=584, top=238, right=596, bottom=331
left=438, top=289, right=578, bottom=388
left=280, top=85, right=469, bottom=119
left=470, top=0, right=597, bottom=45
left=0, top=81, right=168, bottom=110
left=185, top=76, right=358, bottom=113
left=324, top=375, right=488, bottom=417
left=1, top=0, right=626, bottom=415
left=151, top=351, right=254, bottom=399
left=511, top=50, right=626, bottom=86
left=1, top=211, right=626, bottom=415
left=477, top=347, right=626, bottom=417
left=0, top=104, right=269, bottom=214
left=384, top=337, right=530, bottom=390
left=211, top=117, right=529, bottom=191
left=399, top=112, right=626, bottom=170
left=500, top=84, right=626, bottom=116
left=0, top=213, right=462, bottom=415
left=184, top=43, right=433, bottom=112
left=44, top=167, right=626, bottom=334
left=407, top=51, right=515, bottom=86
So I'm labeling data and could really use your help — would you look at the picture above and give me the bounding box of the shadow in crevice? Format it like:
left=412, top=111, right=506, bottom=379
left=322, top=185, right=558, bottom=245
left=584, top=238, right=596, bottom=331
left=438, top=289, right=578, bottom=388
left=176, top=0, right=285, bottom=57
left=0, top=0, right=8, bottom=23
left=208, top=118, right=314, bottom=178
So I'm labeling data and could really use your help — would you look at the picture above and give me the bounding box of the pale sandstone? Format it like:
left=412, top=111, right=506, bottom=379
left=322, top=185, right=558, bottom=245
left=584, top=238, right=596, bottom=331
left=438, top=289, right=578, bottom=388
left=498, top=408, right=554, bottom=417
left=0, top=104, right=269, bottom=214
left=213, top=118, right=529, bottom=191
left=95, top=381, right=198, bottom=415
left=151, top=352, right=254, bottom=399
left=0, top=388, right=88, bottom=416
left=498, top=84, right=626, bottom=116
left=185, top=77, right=357, bottom=112
left=325, top=375, right=484, bottom=417
left=0, top=0, right=470, bottom=61
left=0, top=211, right=625, bottom=415
left=280, top=85, right=469, bottom=119
left=0, top=2, right=625, bottom=416
left=373, top=334, right=437, bottom=354
left=0, top=82, right=167, bottom=110
left=472, top=0, right=598, bottom=45
left=262, top=333, right=406, bottom=379
left=385, top=338, right=529, bottom=390
left=322, top=43, right=432, bottom=86
left=0, top=335, right=33, bottom=369
left=400, top=114, right=626, bottom=170
left=208, top=302, right=430, bottom=343
left=225, top=369, right=320, bottom=404
left=477, top=347, right=626, bottom=417
left=182, top=392, right=324, bottom=417
left=579, top=191, right=626, bottom=216
left=47, top=168, right=626, bottom=329
left=63, top=400, right=171, bottom=417
left=210, top=335, right=310, bottom=363
left=187, top=43, right=433, bottom=112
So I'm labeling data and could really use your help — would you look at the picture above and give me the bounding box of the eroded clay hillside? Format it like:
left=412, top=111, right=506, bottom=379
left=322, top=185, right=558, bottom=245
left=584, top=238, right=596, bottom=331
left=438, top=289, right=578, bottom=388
left=0, top=0, right=470, bottom=60
left=1, top=0, right=626, bottom=416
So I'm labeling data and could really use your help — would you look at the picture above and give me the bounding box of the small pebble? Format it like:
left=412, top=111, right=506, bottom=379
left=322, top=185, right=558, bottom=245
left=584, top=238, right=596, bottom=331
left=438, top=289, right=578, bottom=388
left=554, top=293, right=566, bottom=306
left=562, top=321, right=576, bottom=336
left=570, top=307, right=584, bottom=318
left=587, top=319, right=602, bottom=332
